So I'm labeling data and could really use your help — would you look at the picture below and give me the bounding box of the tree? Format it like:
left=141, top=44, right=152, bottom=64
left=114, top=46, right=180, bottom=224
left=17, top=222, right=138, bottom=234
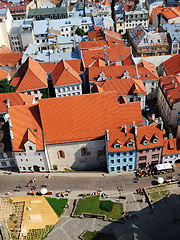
left=75, top=27, right=86, bottom=36
left=0, top=79, right=15, bottom=93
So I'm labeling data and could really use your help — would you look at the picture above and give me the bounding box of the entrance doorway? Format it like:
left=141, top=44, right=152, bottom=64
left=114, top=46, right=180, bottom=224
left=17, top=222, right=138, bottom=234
left=33, top=165, right=40, bottom=172
left=123, top=166, right=127, bottom=171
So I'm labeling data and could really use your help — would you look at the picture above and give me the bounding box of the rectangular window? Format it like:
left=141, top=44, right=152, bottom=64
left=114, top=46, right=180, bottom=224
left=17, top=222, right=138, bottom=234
left=117, top=166, right=120, bottom=171
left=1, top=161, right=7, bottom=166
left=129, top=152, right=133, bottom=155
left=152, top=154, right=159, bottom=159
left=110, top=153, right=114, bottom=157
left=123, top=152, right=126, bottom=156
left=139, top=156, right=147, bottom=160
left=129, top=165, right=133, bottom=170
left=10, top=160, right=15, bottom=166
left=111, top=167, right=114, bottom=171
left=29, top=146, right=33, bottom=150
left=117, top=159, right=120, bottom=163
left=117, top=153, right=120, bottom=156
left=123, top=158, right=126, bottom=162
left=129, top=158, right=133, bottom=161
left=111, top=160, right=114, bottom=164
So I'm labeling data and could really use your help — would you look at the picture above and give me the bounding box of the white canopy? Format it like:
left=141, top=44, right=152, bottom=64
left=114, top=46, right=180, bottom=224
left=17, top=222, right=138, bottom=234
left=156, top=163, right=172, bottom=171
left=40, top=188, right=48, bottom=195
left=158, top=177, right=164, bottom=184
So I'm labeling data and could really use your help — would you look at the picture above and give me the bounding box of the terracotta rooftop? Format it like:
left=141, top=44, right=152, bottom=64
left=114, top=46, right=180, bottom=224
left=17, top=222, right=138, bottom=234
left=162, top=54, right=180, bottom=76
left=0, top=53, right=22, bottom=66
left=150, top=7, right=180, bottom=24
left=136, top=124, right=165, bottom=150
left=163, top=138, right=180, bottom=155
left=52, top=59, right=81, bottom=86
left=38, top=92, right=143, bottom=144
left=9, top=104, right=44, bottom=151
left=88, top=64, right=159, bottom=84
left=107, top=127, right=136, bottom=153
left=66, top=59, right=84, bottom=73
left=10, top=57, right=48, bottom=92
left=92, top=77, right=146, bottom=96
left=0, top=69, right=8, bottom=80
left=0, top=45, right=12, bottom=54
left=159, top=75, right=180, bottom=105
left=0, top=92, right=34, bottom=113
left=82, top=45, right=132, bottom=68
left=39, top=62, right=56, bottom=73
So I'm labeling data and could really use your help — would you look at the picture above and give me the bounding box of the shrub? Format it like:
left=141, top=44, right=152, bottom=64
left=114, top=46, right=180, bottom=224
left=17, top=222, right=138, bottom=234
left=100, top=200, right=113, bottom=212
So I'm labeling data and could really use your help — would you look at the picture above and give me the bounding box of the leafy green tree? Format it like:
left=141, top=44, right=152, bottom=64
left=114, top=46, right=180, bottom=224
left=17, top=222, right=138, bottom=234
left=75, top=27, right=86, bottom=36
left=0, top=79, right=15, bottom=93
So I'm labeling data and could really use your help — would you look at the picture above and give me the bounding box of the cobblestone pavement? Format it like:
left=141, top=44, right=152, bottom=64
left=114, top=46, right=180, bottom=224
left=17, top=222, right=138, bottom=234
left=0, top=167, right=179, bottom=240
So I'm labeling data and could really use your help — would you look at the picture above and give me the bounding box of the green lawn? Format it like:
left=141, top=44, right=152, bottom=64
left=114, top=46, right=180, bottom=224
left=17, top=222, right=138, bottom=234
left=46, top=197, right=68, bottom=217
left=82, top=231, right=115, bottom=240
left=147, top=186, right=170, bottom=202
left=74, top=195, right=123, bottom=220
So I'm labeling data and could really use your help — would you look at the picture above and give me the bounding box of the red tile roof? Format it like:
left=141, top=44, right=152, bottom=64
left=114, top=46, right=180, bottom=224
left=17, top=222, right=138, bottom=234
left=52, top=59, right=81, bottom=86
left=0, top=53, right=22, bottom=66
left=159, top=75, right=180, bottom=105
left=162, top=54, right=180, bottom=76
left=88, top=65, right=159, bottom=84
left=9, top=104, right=44, bottom=151
left=0, top=92, right=34, bottom=113
left=107, top=127, right=136, bottom=153
left=138, top=59, right=159, bottom=78
left=0, top=69, right=8, bottom=80
left=163, top=138, right=180, bottom=155
left=79, top=40, right=108, bottom=50
left=0, top=45, right=12, bottom=54
left=92, top=77, right=146, bottom=95
left=66, top=59, right=84, bottom=73
left=136, top=124, right=165, bottom=150
left=82, top=46, right=131, bottom=68
left=38, top=92, right=143, bottom=144
left=39, top=62, right=56, bottom=73
left=10, top=57, right=48, bottom=92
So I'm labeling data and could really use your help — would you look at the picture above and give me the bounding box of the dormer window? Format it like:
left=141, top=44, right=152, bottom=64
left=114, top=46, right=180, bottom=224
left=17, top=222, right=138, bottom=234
left=143, top=140, right=149, bottom=145
left=153, top=138, right=158, bottom=144
left=113, top=139, right=122, bottom=149
left=127, top=142, right=134, bottom=147
left=114, top=143, right=122, bottom=149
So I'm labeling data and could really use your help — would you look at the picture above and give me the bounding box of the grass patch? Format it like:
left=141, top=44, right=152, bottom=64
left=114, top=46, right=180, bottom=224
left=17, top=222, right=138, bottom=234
left=74, top=195, right=123, bottom=220
left=147, top=186, right=170, bottom=202
left=82, top=231, right=115, bottom=240
left=26, top=225, right=54, bottom=240
left=46, top=197, right=68, bottom=217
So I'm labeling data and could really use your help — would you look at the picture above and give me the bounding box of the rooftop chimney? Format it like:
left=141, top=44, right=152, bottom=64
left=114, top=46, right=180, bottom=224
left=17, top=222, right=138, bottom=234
left=160, top=120, right=164, bottom=131
left=132, top=121, right=136, bottom=127
left=124, top=125, right=127, bottom=136
left=134, top=125, right=137, bottom=136
left=152, top=114, right=155, bottom=120
left=172, top=78, right=175, bottom=84
left=169, top=133, right=173, bottom=139
left=174, top=82, right=178, bottom=88
left=6, top=98, right=10, bottom=109
left=105, top=129, right=109, bottom=142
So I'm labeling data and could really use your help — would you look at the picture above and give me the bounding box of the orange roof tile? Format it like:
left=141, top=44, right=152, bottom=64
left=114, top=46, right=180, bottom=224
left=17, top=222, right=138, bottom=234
left=88, top=65, right=158, bottom=84
left=9, top=104, right=44, bottom=151
left=24, top=128, right=36, bottom=144
left=0, top=92, right=34, bottom=113
left=79, top=41, right=108, bottom=50
left=52, top=59, right=81, bottom=86
left=0, top=45, right=12, bottom=54
left=82, top=46, right=131, bottom=68
left=66, top=59, right=84, bottom=73
left=0, top=69, right=8, bottom=80
left=88, top=29, right=105, bottom=41
left=162, top=54, right=180, bottom=76
left=159, top=75, right=180, bottom=105
left=92, top=77, right=146, bottom=96
left=0, top=53, right=22, bottom=66
left=137, top=60, right=159, bottom=78
left=38, top=92, right=143, bottom=144
left=107, top=127, right=136, bottom=153
left=91, top=59, right=107, bottom=67
left=11, top=57, right=48, bottom=92
left=136, top=125, right=164, bottom=150
left=40, top=62, right=56, bottom=72
left=163, top=138, right=180, bottom=155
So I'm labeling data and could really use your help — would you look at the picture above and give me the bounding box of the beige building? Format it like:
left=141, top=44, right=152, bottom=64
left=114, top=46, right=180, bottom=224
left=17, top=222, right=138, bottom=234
left=157, top=75, right=180, bottom=135
left=0, top=9, right=13, bottom=48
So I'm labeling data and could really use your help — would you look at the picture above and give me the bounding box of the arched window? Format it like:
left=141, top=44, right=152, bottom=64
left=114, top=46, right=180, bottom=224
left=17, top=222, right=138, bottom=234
left=57, top=150, right=65, bottom=159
